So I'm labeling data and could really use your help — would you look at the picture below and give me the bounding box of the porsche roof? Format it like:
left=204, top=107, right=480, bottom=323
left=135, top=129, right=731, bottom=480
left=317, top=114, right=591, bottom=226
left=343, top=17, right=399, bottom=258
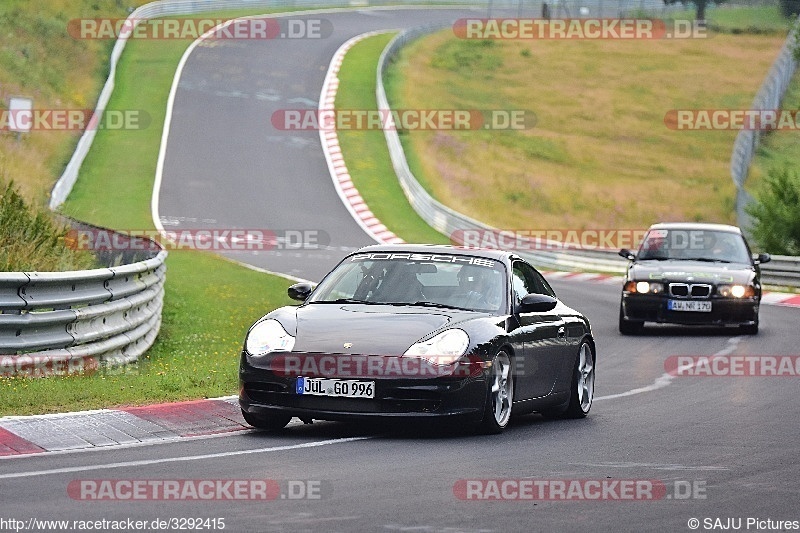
left=354, top=243, right=516, bottom=262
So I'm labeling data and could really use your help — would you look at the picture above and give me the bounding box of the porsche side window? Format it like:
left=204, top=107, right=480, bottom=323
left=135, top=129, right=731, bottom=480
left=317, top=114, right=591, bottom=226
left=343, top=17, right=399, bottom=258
left=512, top=262, right=555, bottom=306
left=526, top=265, right=556, bottom=297
left=511, top=266, right=527, bottom=307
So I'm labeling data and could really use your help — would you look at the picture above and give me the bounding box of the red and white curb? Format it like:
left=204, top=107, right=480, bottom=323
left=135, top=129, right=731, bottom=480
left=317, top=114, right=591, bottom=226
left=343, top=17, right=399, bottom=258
left=319, top=31, right=404, bottom=246
left=543, top=271, right=623, bottom=285
left=542, top=271, right=800, bottom=308
left=0, top=396, right=276, bottom=457
left=759, top=291, right=800, bottom=307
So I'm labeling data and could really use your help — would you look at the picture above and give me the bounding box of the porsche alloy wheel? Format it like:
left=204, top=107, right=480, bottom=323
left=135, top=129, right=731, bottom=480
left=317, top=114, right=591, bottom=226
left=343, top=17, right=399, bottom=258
left=563, top=342, right=595, bottom=418
left=478, top=351, right=514, bottom=434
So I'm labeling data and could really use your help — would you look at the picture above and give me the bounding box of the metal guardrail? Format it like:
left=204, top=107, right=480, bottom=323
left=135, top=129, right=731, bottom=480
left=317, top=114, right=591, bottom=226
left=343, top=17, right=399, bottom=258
left=730, top=19, right=799, bottom=230
left=761, top=255, right=800, bottom=287
left=0, top=223, right=166, bottom=377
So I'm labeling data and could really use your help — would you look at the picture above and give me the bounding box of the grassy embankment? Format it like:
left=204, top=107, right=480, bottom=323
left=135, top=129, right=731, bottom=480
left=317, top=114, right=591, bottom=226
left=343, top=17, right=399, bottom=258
left=384, top=9, right=790, bottom=231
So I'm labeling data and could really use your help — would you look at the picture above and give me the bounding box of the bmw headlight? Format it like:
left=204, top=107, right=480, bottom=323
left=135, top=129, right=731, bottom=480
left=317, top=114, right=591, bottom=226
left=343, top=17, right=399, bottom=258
left=403, top=329, right=470, bottom=366
left=624, top=281, right=663, bottom=294
left=246, top=319, right=295, bottom=356
left=718, top=284, right=755, bottom=298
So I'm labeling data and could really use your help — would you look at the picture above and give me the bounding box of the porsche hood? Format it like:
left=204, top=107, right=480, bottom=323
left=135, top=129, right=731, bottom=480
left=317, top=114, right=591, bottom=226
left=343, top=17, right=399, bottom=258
left=286, top=303, right=482, bottom=355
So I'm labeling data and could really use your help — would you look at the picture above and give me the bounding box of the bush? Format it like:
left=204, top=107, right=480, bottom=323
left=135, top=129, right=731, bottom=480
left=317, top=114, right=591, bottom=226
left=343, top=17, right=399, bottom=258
left=746, top=167, right=800, bottom=255
left=0, top=180, right=96, bottom=271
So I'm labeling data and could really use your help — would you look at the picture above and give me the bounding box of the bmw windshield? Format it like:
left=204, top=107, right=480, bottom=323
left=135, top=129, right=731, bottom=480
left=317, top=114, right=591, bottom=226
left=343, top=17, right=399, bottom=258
left=637, top=229, right=751, bottom=264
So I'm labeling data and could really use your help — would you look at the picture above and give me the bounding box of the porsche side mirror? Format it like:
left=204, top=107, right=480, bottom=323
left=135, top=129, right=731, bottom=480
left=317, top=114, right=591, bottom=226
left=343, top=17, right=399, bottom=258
left=288, top=282, right=313, bottom=302
left=517, top=294, right=558, bottom=313
left=753, top=253, right=771, bottom=265
left=619, top=248, right=636, bottom=261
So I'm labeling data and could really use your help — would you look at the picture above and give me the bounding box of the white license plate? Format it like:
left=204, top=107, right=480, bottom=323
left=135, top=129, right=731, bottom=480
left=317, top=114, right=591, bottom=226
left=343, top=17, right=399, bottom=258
left=296, top=377, right=375, bottom=398
left=668, top=300, right=712, bottom=312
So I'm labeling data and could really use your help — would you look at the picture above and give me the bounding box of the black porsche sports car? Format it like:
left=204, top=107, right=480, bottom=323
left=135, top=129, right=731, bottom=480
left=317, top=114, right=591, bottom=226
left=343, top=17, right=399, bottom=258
left=239, top=244, right=596, bottom=434
left=618, top=223, right=770, bottom=335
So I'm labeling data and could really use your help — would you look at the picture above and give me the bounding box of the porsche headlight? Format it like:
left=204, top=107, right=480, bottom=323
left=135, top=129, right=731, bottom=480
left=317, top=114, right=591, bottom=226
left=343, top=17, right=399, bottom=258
left=718, top=284, right=754, bottom=298
left=403, top=329, right=470, bottom=366
left=246, top=319, right=295, bottom=356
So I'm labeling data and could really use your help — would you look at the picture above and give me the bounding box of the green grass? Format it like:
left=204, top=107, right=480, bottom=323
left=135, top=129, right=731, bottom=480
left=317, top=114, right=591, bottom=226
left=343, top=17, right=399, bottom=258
left=664, top=6, right=791, bottom=34
left=335, top=33, right=449, bottom=244
left=704, top=6, right=790, bottom=34
left=0, top=0, right=150, bottom=206
left=59, top=34, right=187, bottom=228
left=384, top=26, right=786, bottom=230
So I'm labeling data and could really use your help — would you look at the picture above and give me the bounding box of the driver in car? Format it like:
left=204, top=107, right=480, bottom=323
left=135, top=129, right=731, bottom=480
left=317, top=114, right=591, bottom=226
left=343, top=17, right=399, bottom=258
left=458, top=265, right=501, bottom=310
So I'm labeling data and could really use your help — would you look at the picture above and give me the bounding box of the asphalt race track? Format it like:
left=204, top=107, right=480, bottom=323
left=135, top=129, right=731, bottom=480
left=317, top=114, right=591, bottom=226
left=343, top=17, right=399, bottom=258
left=4, top=279, right=800, bottom=532
left=156, top=7, right=500, bottom=281
left=3, top=7, right=799, bottom=533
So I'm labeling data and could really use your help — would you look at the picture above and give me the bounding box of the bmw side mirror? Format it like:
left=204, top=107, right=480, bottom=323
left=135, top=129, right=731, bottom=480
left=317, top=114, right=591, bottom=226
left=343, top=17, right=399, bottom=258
left=288, top=282, right=313, bottom=302
left=619, top=248, right=636, bottom=261
left=518, top=294, right=558, bottom=313
left=753, top=253, right=771, bottom=265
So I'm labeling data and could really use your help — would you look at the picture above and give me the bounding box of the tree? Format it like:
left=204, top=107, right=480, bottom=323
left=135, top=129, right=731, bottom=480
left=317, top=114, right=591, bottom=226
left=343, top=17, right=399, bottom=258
left=746, top=167, right=800, bottom=256
left=662, top=0, right=726, bottom=23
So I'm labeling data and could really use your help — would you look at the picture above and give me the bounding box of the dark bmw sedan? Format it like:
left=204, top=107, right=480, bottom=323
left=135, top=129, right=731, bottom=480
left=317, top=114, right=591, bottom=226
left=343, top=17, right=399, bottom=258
left=618, top=223, right=770, bottom=335
left=240, top=244, right=596, bottom=434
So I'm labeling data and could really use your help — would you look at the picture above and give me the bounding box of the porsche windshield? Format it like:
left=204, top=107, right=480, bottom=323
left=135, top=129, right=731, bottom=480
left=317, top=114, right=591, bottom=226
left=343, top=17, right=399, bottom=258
left=309, top=253, right=507, bottom=313
left=637, top=229, right=751, bottom=263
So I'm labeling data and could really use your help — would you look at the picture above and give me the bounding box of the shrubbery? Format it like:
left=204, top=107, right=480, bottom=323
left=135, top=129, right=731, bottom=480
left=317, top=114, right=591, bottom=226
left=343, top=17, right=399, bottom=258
left=0, top=180, right=96, bottom=271
left=746, top=167, right=800, bottom=255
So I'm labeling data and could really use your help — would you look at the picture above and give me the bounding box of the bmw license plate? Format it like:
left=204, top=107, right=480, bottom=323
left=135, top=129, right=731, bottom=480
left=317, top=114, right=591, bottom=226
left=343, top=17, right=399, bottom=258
left=296, top=377, right=375, bottom=398
left=668, top=300, right=712, bottom=312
